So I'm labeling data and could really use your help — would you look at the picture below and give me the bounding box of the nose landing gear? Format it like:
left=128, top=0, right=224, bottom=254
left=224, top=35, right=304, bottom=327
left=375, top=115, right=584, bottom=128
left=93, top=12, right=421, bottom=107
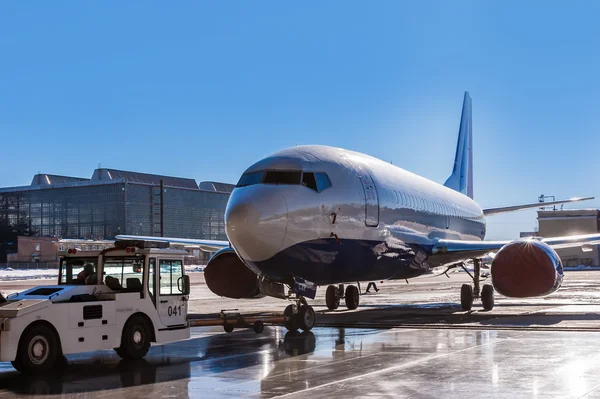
left=284, top=297, right=315, bottom=332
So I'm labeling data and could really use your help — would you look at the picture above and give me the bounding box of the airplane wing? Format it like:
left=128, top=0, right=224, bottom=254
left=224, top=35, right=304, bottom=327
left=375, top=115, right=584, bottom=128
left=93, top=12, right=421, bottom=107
left=425, top=233, right=600, bottom=266
left=114, top=235, right=229, bottom=252
left=482, top=196, right=594, bottom=215
left=386, top=227, right=600, bottom=267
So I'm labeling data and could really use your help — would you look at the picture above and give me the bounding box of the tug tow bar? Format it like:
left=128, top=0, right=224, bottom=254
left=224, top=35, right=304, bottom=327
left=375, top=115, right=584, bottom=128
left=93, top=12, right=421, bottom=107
left=187, top=309, right=284, bottom=334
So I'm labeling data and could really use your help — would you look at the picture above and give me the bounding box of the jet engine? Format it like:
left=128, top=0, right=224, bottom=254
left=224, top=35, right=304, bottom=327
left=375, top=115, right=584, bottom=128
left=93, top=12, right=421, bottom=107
left=491, top=239, right=564, bottom=298
left=204, top=248, right=262, bottom=298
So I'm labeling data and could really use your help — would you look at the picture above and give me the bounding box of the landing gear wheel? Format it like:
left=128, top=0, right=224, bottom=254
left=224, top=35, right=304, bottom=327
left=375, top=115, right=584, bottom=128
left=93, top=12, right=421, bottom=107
left=460, top=284, right=474, bottom=311
left=284, top=304, right=298, bottom=332
left=326, top=285, right=340, bottom=310
left=345, top=285, right=359, bottom=310
left=117, top=315, right=151, bottom=360
left=298, top=305, right=315, bottom=331
left=481, top=284, right=495, bottom=311
left=14, top=324, right=59, bottom=374
left=253, top=320, right=264, bottom=334
left=224, top=323, right=234, bottom=333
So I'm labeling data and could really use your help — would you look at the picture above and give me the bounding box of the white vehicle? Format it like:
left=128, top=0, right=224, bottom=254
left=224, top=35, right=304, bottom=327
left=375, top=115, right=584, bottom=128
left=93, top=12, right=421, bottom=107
left=0, top=240, right=192, bottom=374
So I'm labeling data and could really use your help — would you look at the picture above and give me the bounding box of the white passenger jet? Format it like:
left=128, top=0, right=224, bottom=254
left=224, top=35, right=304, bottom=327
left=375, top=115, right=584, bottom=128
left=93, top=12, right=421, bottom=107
left=118, top=92, right=600, bottom=332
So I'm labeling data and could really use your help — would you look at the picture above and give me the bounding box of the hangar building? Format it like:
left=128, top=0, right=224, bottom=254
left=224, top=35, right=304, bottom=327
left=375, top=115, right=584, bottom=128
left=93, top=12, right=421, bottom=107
left=0, top=169, right=234, bottom=260
left=537, top=209, right=600, bottom=267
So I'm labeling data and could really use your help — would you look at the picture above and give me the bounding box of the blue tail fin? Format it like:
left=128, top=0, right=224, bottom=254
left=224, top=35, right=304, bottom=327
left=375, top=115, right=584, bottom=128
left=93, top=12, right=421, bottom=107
left=444, top=91, right=473, bottom=199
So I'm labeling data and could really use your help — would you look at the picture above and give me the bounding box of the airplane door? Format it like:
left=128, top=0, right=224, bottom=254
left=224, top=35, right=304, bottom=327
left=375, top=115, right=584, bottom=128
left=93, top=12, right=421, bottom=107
left=357, top=166, right=379, bottom=227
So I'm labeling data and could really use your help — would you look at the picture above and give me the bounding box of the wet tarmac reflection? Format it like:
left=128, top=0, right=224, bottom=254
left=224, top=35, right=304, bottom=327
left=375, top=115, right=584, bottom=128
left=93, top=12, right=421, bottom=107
left=2, top=326, right=600, bottom=398
left=0, top=327, right=322, bottom=397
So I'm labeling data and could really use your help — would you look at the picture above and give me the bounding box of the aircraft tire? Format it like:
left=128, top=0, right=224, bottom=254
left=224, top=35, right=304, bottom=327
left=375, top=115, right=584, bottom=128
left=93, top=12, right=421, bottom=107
left=298, top=305, right=315, bottom=331
left=345, top=285, right=359, bottom=310
left=284, top=304, right=298, bottom=332
left=224, top=323, right=234, bottom=333
left=460, top=284, right=474, bottom=311
left=326, top=285, right=340, bottom=310
left=481, top=284, right=495, bottom=311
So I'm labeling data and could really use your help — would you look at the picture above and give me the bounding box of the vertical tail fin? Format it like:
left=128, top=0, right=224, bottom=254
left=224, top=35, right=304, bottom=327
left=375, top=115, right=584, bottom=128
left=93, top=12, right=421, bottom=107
left=444, top=91, right=473, bottom=199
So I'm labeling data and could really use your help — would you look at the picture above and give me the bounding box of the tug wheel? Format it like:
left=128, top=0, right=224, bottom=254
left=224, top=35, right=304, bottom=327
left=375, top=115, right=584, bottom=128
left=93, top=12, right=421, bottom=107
left=14, top=323, right=59, bottom=374
left=118, top=315, right=151, bottom=360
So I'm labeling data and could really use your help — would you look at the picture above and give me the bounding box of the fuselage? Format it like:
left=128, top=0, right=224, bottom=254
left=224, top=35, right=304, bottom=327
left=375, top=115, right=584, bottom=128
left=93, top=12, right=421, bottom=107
left=225, top=145, right=486, bottom=286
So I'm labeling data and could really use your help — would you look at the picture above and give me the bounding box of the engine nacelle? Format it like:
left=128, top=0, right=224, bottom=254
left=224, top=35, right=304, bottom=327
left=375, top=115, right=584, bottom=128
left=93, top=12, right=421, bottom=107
left=204, top=248, right=262, bottom=299
left=491, top=239, right=563, bottom=298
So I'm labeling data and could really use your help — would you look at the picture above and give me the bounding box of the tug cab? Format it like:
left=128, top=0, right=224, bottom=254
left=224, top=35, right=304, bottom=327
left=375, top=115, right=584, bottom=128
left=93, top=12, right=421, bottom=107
left=0, top=240, right=191, bottom=374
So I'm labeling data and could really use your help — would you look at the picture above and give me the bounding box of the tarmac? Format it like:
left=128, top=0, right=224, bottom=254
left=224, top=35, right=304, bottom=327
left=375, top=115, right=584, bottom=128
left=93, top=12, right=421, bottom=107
left=2, top=270, right=600, bottom=397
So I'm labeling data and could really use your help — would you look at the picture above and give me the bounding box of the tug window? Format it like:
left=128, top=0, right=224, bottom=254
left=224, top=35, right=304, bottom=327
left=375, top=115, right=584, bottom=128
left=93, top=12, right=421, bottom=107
left=159, top=259, right=184, bottom=295
left=103, top=258, right=145, bottom=290
left=59, top=258, right=98, bottom=285
left=263, top=171, right=302, bottom=185
left=301, top=172, right=318, bottom=191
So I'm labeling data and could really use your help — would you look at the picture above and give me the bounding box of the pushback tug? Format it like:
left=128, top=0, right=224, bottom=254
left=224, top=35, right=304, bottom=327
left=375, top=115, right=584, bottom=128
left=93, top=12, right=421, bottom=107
left=0, top=240, right=278, bottom=374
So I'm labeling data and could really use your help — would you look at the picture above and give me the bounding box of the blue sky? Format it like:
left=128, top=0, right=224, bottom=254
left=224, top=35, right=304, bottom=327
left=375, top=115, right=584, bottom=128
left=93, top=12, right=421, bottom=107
left=1, top=1, right=599, bottom=240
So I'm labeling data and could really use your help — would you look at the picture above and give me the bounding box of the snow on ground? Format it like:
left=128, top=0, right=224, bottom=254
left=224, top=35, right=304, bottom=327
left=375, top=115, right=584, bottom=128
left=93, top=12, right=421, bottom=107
left=0, top=265, right=205, bottom=281
left=0, top=263, right=596, bottom=282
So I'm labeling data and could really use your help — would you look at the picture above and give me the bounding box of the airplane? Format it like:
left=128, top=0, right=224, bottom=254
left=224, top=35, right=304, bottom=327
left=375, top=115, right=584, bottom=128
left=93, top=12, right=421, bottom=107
left=117, top=91, right=600, bottom=333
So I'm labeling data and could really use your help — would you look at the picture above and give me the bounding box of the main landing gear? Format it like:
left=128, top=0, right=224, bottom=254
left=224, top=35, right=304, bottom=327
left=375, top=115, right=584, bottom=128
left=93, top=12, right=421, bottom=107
left=460, top=258, right=494, bottom=311
left=283, top=296, right=315, bottom=332
left=325, top=284, right=360, bottom=311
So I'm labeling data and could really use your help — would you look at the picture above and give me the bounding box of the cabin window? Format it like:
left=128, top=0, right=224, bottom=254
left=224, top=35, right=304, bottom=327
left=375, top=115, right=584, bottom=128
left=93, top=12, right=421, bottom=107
left=236, top=171, right=264, bottom=187
left=301, top=172, right=318, bottom=191
left=59, top=258, right=98, bottom=285
left=159, top=259, right=185, bottom=295
left=103, top=257, right=145, bottom=290
left=315, top=173, right=332, bottom=192
left=263, top=171, right=302, bottom=185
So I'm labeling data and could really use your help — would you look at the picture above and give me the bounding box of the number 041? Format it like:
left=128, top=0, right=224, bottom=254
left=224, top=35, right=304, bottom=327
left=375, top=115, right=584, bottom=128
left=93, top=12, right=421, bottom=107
left=167, top=305, right=182, bottom=316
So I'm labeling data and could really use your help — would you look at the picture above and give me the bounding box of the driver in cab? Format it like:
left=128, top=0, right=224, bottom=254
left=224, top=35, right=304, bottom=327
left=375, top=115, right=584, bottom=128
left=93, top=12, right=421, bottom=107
left=77, top=264, right=97, bottom=284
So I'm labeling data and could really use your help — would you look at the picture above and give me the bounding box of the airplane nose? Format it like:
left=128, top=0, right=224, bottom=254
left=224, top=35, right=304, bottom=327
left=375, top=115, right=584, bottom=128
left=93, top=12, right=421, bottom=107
left=225, top=190, right=288, bottom=262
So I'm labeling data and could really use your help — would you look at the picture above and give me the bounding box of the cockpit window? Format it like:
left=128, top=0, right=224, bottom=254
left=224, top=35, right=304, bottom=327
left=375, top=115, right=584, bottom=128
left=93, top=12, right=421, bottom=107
left=236, top=169, right=331, bottom=191
left=263, top=171, right=301, bottom=185
left=301, top=172, right=318, bottom=191
left=236, top=171, right=264, bottom=187
left=315, top=173, right=332, bottom=191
